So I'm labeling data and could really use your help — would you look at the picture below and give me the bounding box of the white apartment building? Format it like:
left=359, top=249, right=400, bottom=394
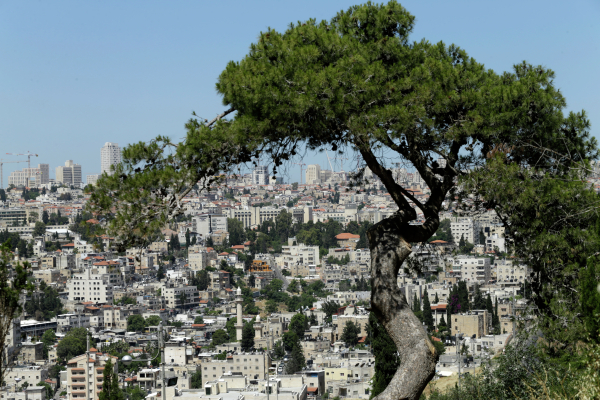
left=450, top=217, right=475, bottom=244
left=193, top=214, right=228, bottom=236
left=306, top=164, right=322, bottom=184
left=252, top=165, right=269, bottom=185
left=101, top=142, right=121, bottom=175
left=280, top=241, right=320, bottom=268
left=451, top=256, right=491, bottom=284
left=486, top=234, right=506, bottom=253
left=201, top=352, right=270, bottom=381
left=162, top=284, right=199, bottom=309
left=66, top=267, right=116, bottom=303
left=188, top=251, right=207, bottom=271
left=56, top=160, right=82, bottom=186
left=495, top=259, right=529, bottom=283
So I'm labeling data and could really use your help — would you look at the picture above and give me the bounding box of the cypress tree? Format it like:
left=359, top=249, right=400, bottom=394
left=438, top=315, right=447, bottom=332
left=370, top=313, right=400, bottom=398
left=434, top=292, right=439, bottom=304
left=486, top=293, right=494, bottom=315
left=413, top=293, right=420, bottom=312
left=241, top=321, right=255, bottom=351
left=422, top=289, right=434, bottom=331
left=98, top=359, right=124, bottom=400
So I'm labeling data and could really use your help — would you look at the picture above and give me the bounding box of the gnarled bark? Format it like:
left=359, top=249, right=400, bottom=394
left=369, top=216, right=438, bottom=400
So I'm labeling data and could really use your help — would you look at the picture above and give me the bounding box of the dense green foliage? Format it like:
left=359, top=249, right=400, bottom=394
left=25, top=281, right=64, bottom=320
left=241, top=320, right=255, bottom=351
left=41, top=329, right=56, bottom=359
left=422, top=289, right=434, bottom=331
left=56, top=328, right=90, bottom=362
left=429, top=219, right=453, bottom=243
left=0, top=243, right=33, bottom=384
left=369, top=313, right=400, bottom=398
left=341, top=321, right=360, bottom=347
left=98, top=359, right=124, bottom=400
left=87, top=1, right=599, bottom=396
left=211, top=329, right=229, bottom=346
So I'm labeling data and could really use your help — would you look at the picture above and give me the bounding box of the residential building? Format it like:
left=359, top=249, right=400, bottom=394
left=193, top=214, right=228, bottom=236
left=450, top=310, right=491, bottom=338
left=280, top=240, right=320, bottom=269
left=101, top=142, right=121, bottom=175
left=200, top=352, right=270, bottom=381
left=66, top=350, right=117, bottom=400
left=305, top=164, right=321, bottom=184
left=252, top=165, right=269, bottom=185
left=450, top=217, right=474, bottom=244
left=162, top=284, right=199, bottom=309
left=450, top=256, right=491, bottom=284
left=66, top=267, right=116, bottom=304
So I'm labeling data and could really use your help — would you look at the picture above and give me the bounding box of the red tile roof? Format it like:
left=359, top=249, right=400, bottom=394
left=335, top=233, right=360, bottom=240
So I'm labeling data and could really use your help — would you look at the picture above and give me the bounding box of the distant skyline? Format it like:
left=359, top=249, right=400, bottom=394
left=1, top=1, right=599, bottom=184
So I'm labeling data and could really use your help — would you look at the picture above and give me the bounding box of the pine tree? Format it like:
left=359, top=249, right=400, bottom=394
left=580, top=260, right=600, bottom=342
left=422, top=289, right=434, bottom=331
left=370, top=313, right=400, bottom=398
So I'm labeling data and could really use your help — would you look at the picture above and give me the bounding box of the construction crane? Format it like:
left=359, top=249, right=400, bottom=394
left=325, top=150, right=335, bottom=172
left=0, top=159, right=28, bottom=189
left=294, top=162, right=306, bottom=185
left=335, top=154, right=349, bottom=172
left=6, top=152, right=38, bottom=185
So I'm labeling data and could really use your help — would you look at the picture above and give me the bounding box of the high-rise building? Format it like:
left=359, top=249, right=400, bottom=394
left=56, top=160, right=82, bottom=186
left=101, top=142, right=121, bottom=175
left=305, top=164, right=321, bottom=184
left=252, top=165, right=269, bottom=185
left=7, top=163, right=49, bottom=187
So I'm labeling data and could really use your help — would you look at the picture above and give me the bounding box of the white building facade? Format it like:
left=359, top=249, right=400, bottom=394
left=101, top=142, right=121, bottom=175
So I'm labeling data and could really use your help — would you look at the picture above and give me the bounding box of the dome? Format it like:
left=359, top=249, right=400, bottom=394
left=256, top=315, right=261, bottom=323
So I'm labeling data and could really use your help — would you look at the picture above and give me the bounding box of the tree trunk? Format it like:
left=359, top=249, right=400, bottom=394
left=369, top=216, right=437, bottom=400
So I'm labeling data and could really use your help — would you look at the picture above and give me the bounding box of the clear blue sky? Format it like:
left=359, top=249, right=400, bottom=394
left=1, top=0, right=599, bottom=184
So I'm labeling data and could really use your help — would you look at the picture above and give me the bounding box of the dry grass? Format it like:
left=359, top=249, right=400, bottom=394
left=423, top=365, right=483, bottom=396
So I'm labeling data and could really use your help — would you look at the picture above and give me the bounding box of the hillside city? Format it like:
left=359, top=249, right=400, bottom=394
left=1, top=139, right=575, bottom=400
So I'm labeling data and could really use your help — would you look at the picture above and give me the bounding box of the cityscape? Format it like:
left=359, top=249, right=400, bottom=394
left=1, top=2, right=599, bottom=400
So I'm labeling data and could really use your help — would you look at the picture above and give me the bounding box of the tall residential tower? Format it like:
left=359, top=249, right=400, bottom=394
left=101, top=142, right=121, bottom=175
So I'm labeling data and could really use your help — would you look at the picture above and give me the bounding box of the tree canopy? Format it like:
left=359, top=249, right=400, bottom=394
left=88, top=2, right=597, bottom=398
